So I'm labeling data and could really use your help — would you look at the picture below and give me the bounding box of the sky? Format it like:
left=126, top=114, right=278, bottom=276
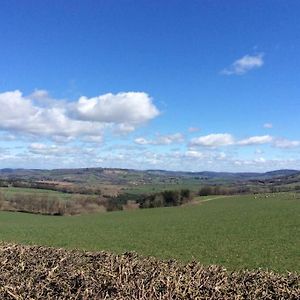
left=0, top=0, right=300, bottom=172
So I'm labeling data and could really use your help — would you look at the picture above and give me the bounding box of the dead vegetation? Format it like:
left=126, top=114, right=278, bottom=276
left=0, top=192, right=108, bottom=215
left=0, top=243, right=299, bottom=299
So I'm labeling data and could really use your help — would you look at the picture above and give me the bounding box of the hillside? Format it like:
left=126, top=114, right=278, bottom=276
left=0, top=167, right=299, bottom=184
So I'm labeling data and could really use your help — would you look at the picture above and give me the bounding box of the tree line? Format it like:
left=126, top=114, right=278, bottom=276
left=0, top=189, right=192, bottom=216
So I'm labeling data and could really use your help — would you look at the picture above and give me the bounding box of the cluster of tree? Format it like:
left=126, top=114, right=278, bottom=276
left=107, top=193, right=141, bottom=211
left=269, top=185, right=300, bottom=193
left=0, top=190, right=144, bottom=215
left=0, top=192, right=109, bottom=216
left=137, top=189, right=191, bottom=209
left=0, top=187, right=195, bottom=216
left=0, top=180, right=9, bottom=187
left=197, top=185, right=246, bottom=196
left=0, top=192, right=61, bottom=215
left=198, top=184, right=300, bottom=196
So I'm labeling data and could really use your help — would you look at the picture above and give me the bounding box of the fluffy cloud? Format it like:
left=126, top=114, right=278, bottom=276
left=190, top=133, right=234, bottom=147
left=238, top=135, right=273, bottom=146
left=134, top=133, right=184, bottom=145
left=0, top=90, right=160, bottom=141
left=75, top=92, right=159, bottom=126
left=0, top=90, right=102, bottom=139
left=221, top=53, right=264, bottom=75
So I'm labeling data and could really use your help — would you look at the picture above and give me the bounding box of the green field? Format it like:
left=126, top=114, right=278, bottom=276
left=126, top=180, right=205, bottom=194
left=0, top=193, right=299, bottom=272
left=0, top=186, right=73, bottom=199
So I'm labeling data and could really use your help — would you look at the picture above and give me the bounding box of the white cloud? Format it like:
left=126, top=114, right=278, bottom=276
left=134, top=133, right=184, bottom=145
left=273, top=138, right=300, bottom=149
left=2, top=140, right=300, bottom=171
left=254, top=157, right=267, bottom=163
left=185, top=150, right=205, bottom=159
left=221, top=53, right=264, bottom=75
left=134, top=137, right=149, bottom=145
left=190, top=133, right=234, bottom=147
left=189, top=133, right=300, bottom=151
left=29, top=143, right=64, bottom=156
left=28, top=143, right=98, bottom=157
left=80, top=135, right=103, bottom=144
left=263, top=123, right=273, bottom=129
left=0, top=90, right=104, bottom=139
left=75, top=92, right=159, bottom=127
left=232, top=157, right=295, bottom=169
left=114, top=123, right=136, bottom=134
left=0, top=90, right=160, bottom=141
left=238, top=135, right=273, bottom=146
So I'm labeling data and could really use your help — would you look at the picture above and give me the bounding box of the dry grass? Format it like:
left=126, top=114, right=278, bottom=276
left=0, top=243, right=299, bottom=299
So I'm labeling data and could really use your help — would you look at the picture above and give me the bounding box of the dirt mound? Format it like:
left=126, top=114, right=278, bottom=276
left=0, top=243, right=299, bottom=299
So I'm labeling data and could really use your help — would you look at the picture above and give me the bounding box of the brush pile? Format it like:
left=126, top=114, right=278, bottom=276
left=0, top=243, right=299, bottom=299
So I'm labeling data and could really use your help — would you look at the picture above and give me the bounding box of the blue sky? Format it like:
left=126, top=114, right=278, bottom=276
left=0, top=1, right=300, bottom=171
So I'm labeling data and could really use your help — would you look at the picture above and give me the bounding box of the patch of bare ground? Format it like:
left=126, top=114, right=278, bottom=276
left=0, top=243, right=299, bottom=299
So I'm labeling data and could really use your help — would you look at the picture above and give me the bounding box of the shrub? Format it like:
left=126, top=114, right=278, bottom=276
left=198, top=186, right=214, bottom=196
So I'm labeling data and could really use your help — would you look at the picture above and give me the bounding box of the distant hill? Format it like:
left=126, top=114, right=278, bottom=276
left=0, top=167, right=299, bottom=185
left=264, top=169, right=300, bottom=177
left=145, top=169, right=300, bottom=180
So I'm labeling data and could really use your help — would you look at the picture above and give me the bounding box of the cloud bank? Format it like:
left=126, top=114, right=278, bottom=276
left=0, top=90, right=160, bottom=142
left=189, top=133, right=300, bottom=149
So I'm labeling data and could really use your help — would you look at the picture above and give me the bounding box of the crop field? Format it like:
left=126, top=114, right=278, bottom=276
left=0, top=193, right=299, bottom=273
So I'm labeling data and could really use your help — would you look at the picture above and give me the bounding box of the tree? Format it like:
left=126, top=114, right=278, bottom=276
left=198, top=186, right=213, bottom=196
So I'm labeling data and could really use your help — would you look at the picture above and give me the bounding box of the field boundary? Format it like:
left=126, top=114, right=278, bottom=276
left=0, top=243, right=299, bottom=299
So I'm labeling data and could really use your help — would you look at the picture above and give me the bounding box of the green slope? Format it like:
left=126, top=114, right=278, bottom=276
left=0, top=193, right=299, bottom=272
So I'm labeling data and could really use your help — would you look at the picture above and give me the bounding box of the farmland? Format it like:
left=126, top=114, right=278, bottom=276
left=0, top=186, right=73, bottom=199
left=0, top=192, right=299, bottom=273
left=1, top=167, right=299, bottom=193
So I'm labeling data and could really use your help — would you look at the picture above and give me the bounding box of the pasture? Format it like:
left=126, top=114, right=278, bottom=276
left=0, top=193, right=299, bottom=272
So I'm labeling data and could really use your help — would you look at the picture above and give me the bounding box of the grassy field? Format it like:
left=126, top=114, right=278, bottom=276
left=0, top=193, right=299, bottom=272
left=126, top=182, right=203, bottom=194
left=0, top=186, right=73, bottom=199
